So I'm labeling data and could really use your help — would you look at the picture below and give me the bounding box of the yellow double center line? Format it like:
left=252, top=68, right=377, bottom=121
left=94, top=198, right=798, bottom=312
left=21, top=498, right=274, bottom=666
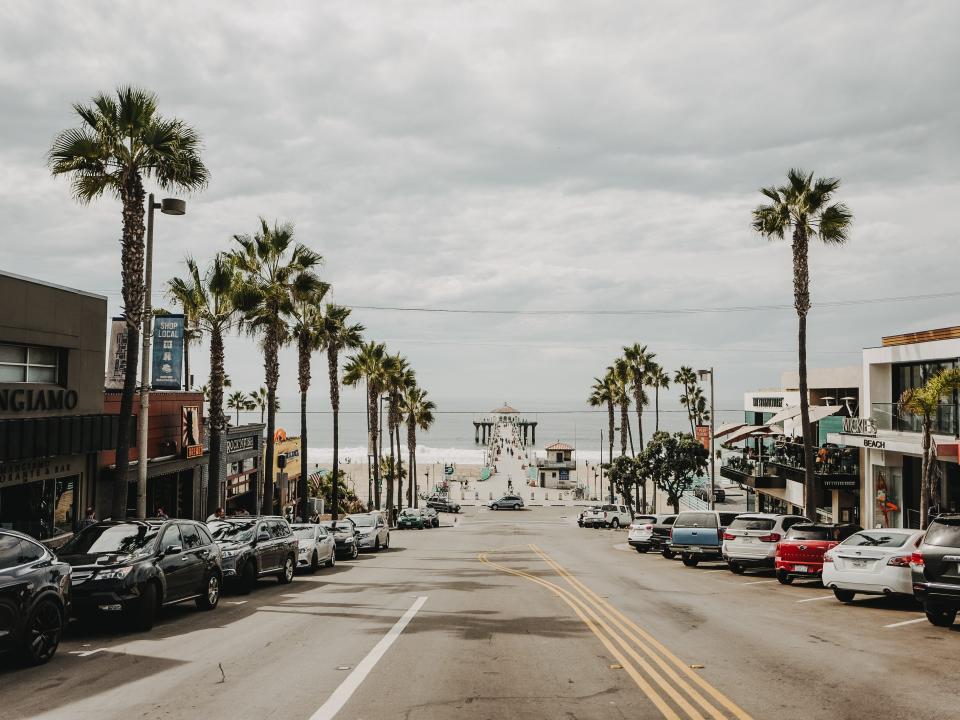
left=478, top=544, right=752, bottom=720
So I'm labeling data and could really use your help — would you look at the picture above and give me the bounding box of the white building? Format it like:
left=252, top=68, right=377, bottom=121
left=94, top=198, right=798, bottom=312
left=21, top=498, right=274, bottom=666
left=828, top=327, right=960, bottom=529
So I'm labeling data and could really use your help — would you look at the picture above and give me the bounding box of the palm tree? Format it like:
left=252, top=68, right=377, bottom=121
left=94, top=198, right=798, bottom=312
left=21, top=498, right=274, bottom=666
left=231, top=219, right=323, bottom=514
left=610, top=361, right=632, bottom=456
left=199, top=373, right=232, bottom=403
left=168, top=254, right=241, bottom=515
left=588, top=376, right=616, bottom=501
left=899, top=369, right=960, bottom=529
left=753, top=169, right=853, bottom=519
left=343, top=342, right=390, bottom=510
left=314, top=304, right=364, bottom=521
left=675, top=366, right=698, bottom=435
left=647, top=362, right=670, bottom=433
left=289, top=284, right=331, bottom=523
left=385, top=355, right=414, bottom=516
left=623, top=344, right=654, bottom=449
left=248, top=386, right=277, bottom=423
left=226, top=391, right=252, bottom=425
left=402, top=386, right=436, bottom=509
left=49, top=86, right=209, bottom=519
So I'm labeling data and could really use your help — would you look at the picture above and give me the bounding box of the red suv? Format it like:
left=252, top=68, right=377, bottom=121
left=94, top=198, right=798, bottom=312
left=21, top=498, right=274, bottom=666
left=775, top=523, right=861, bottom=584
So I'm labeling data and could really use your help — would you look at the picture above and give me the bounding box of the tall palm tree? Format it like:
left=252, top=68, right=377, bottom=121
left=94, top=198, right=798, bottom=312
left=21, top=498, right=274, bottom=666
left=167, top=253, right=240, bottom=515
left=899, top=369, right=960, bottom=529
left=385, top=356, right=414, bottom=515
left=315, top=305, right=364, bottom=520
left=675, top=366, right=698, bottom=435
left=290, top=284, right=330, bottom=523
left=248, top=386, right=278, bottom=424
left=754, top=169, right=853, bottom=519
left=231, top=219, right=323, bottom=514
left=343, top=342, right=390, bottom=510
left=623, top=344, right=654, bottom=449
left=589, top=376, right=616, bottom=501
left=610, top=361, right=632, bottom=456
left=647, top=362, right=670, bottom=433
left=226, top=391, right=252, bottom=425
left=402, top=386, right=436, bottom=509
left=49, top=86, right=209, bottom=519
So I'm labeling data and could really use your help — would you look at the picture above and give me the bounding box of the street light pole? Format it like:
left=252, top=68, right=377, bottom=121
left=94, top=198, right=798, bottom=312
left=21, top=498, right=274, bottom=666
left=137, top=194, right=185, bottom=519
left=699, top=367, right=716, bottom=511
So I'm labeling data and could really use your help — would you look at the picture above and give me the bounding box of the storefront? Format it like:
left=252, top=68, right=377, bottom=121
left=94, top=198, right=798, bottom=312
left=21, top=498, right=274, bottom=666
left=0, top=271, right=119, bottom=542
left=270, top=430, right=302, bottom=513
left=221, top=423, right=264, bottom=514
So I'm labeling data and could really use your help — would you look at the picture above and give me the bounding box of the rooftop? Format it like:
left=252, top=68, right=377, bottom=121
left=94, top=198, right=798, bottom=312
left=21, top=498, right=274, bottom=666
left=492, top=403, right=519, bottom=414
left=882, top=326, right=960, bottom=347
left=544, top=441, right=575, bottom=451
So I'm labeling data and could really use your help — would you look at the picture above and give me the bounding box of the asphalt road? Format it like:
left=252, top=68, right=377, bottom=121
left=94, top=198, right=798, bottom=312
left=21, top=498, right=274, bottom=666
left=2, top=506, right=958, bottom=720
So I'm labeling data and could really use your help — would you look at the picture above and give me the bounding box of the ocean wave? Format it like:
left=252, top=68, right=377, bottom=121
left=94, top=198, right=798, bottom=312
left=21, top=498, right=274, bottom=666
left=307, top=445, right=488, bottom=465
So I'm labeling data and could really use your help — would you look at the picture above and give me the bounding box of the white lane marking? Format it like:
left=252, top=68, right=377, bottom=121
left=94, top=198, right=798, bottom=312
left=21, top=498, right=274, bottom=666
left=703, top=569, right=727, bottom=573
left=227, top=600, right=248, bottom=605
left=742, top=580, right=777, bottom=585
left=883, top=617, right=927, bottom=629
left=69, top=648, right=107, bottom=657
left=796, top=595, right=835, bottom=603
left=309, top=596, right=427, bottom=720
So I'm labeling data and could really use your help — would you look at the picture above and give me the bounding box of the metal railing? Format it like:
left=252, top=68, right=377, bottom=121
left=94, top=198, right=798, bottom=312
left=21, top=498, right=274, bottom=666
left=871, top=402, right=958, bottom=435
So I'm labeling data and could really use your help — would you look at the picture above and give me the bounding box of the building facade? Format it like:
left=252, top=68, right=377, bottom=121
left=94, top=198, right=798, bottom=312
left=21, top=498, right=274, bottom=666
left=536, top=441, right=577, bottom=489
left=0, top=272, right=120, bottom=541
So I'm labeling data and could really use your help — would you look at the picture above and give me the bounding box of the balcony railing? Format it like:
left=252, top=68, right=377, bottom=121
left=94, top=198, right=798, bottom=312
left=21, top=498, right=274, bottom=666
left=871, top=402, right=958, bottom=436
left=720, top=456, right=785, bottom=489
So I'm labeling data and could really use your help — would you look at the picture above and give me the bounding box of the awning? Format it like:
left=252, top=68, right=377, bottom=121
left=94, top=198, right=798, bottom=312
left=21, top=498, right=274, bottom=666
left=713, top=422, right=747, bottom=440
left=807, top=405, right=842, bottom=423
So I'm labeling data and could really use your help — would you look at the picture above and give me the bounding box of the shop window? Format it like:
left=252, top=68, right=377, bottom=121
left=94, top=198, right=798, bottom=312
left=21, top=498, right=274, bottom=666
left=0, top=344, right=61, bottom=384
left=0, top=474, right=79, bottom=540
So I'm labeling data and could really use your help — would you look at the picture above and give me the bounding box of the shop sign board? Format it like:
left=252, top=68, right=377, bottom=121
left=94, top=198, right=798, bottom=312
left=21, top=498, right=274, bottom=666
left=695, top=425, right=711, bottom=451
left=842, top=417, right=877, bottom=436
left=182, top=406, right=201, bottom=448
left=827, top=432, right=919, bottom=455
left=185, top=445, right=203, bottom=459
left=226, top=436, right=256, bottom=454
left=105, top=318, right=128, bottom=390
left=152, top=314, right=184, bottom=390
left=0, top=454, right=85, bottom=487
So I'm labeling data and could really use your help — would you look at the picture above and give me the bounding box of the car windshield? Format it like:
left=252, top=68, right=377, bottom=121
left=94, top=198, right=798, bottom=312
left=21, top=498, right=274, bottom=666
left=333, top=521, right=354, bottom=532
left=209, top=520, right=257, bottom=543
left=61, top=523, right=158, bottom=555
left=728, top=517, right=776, bottom=531
left=843, top=531, right=910, bottom=548
left=635, top=516, right=657, bottom=524
left=291, top=527, right=316, bottom=540
left=674, top=513, right=718, bottom=528
left=400, top=510, right=418, bottom=517
left=785, top=526, right=833, bottom=541
left=924, top=519, right=960, bottom=548
left=349, top=515, right=375, bottom=527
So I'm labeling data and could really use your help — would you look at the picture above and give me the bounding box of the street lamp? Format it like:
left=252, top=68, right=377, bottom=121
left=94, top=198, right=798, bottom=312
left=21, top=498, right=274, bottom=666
left=698, top=368, right=715, bottom=511
left=137, top=194, right=186, bottom=519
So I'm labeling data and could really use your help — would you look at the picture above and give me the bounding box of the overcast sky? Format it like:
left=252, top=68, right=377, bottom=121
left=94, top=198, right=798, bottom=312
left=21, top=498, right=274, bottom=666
left=1, top=1, right=958, bottom=423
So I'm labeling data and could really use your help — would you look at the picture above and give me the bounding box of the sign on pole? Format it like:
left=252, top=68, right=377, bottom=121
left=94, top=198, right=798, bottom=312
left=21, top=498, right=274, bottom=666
left=152, top=314, right=185, bottom=390
left=695, top=425, right=711, bottom=452
left=105, top=318, right=129, bottom=390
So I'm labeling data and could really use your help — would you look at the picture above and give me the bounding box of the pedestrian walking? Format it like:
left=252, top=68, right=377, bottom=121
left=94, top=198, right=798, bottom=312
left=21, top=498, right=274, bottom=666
left=80, top=507, right=96, bottom=529
left=155, top=506, right=169, bottom=520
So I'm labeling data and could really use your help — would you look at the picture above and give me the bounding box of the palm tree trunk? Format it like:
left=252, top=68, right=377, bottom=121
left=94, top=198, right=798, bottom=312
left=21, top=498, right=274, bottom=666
left=607, top=401, right=615, bottom=501
left=387, top=417, right=395, bottom=513
left=792, top=225, right=816, bottom=520
left=298, top=388, right=308, bottom=522
left=207, top=326, right=227, bottom=518
left=328, top=345, right=340, bottom=520
left=687, top=387, right=695, bottom=435
left=620, top=402, right=628, bottom=456
left=921, top=418, right=931, bottom=529
left=262, top=322, right=280, bottom=515
left=655, top=386, right=660, bottom=433
left=114, top=324, right=139, bottom=519
left=369, top=387, right=381, bottom=511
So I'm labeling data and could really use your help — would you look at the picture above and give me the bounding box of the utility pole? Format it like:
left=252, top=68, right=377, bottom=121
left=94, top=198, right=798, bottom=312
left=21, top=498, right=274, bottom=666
left=699, top=368, right=716, bottom=511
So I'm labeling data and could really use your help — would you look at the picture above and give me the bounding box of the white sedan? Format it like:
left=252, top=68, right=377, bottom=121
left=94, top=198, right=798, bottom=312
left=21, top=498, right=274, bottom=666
left=821, top=528, right=924, bottom=602
left=290, top=523, right=337, bottom=572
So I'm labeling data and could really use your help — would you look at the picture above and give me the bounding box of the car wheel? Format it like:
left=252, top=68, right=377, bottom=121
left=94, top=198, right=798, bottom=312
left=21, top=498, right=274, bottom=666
left=513, top=504, right=521, bottom=510
left=776, top=569, right=793, bottom=585
left=662, top=548, right=676, bottom=559
left=577, top=521, right=583, bottom=527
left=129, top=582, right=158, bottom=632
left=611, top=518, right=620, bottom=529
left=832, top=588, right=855, bottom=603
left=309, top=551, right=319, bottom=573
left=384, top=534, right=390, bottom=549
left=19, top=598, right=64, bottom=666
left=351, top=543, right=359, bottom=560
left=925, top=606, right=957, bottom=627
left=277, top=556, right=295, bottom=584
left=238, top=561, right=257, bottom=594
left=326, top=550, right=336, bottom=568
left=635, top=546, right=648, bottom=554
left=729, top=562, right=745, bottom=575
left=196, top=572, right=221, bottom=611
left=681, top=553, right=699, bottom=567
left=374, top=538, right=381, bottom=553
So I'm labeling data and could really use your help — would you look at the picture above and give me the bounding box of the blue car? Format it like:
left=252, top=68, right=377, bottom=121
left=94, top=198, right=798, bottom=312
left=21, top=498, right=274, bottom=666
left=669, top=511, right=741, bottom=567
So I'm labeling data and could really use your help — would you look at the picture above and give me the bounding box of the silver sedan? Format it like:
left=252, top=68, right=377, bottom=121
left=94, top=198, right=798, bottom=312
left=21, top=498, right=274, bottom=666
left=290, top=523, right=337, bottom=572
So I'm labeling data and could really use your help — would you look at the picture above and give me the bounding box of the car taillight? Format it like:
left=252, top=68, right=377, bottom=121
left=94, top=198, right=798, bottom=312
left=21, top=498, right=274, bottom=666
left=910, top=552, right=924, bottom=567
left=644, top=524, right=653, bottom=530
left=722, top=532, right=735, bottom=541
left=717, top=529, right=723, bottom=542
left=604, top=512, right=608, bottom=518
left=668, top=528, right=673, bottom=539
left=888, top=555, right=912, bottom=567
left=758, top=533, right=781, bottom=543
left=628, top=524, right=637, bottom=531
left=823, top=549, right=834, bottom=563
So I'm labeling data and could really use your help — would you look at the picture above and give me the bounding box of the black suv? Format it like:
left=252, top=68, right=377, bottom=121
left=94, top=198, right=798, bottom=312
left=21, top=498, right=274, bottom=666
left=912, top=514, right=960, bottom=627
left=207, top=516, right=298, bottom=593
left=426, top=495, right=461, bottom=513
left=60, top=519, right=223, bottom=631
left=0, top=529, right=71, bottom=665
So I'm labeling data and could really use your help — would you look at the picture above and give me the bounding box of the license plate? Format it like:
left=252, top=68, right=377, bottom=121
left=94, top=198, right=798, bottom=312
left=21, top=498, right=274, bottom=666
left=851, top=559, right=867, bottom=569
left=741, top=537, right=754, bottom=543
left=795, top=565, right=809, bottom=573
left=688, top=547, right=701, bottom=553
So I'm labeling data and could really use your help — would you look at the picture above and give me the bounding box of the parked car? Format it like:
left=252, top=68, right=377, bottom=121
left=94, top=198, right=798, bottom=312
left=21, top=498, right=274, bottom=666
left=290, top=524, right=337, bottom=571
left=694, top=485, right=726, bottom=503
left=398, top=508, right=426, bottom=529
left=319, top=519, right=360, bottom=559
left=207, top=516, right=298, bottom=594
left=722, top=513, right=808, bottom=573
left=62, top=519, right=223, bottom=631
left=821, top=528, right=923, bottom=602
left=669, top=511, right=741, bottom=566
left=0, top=529, right=71, bottom=665
left=647, top=514, right=678, bottom=556
left=348, top=512, right=391, bottom=551
left=579, top=506, right=602, bottom=528
left=775, top=523, right=861, bottom=584
left=489, top=495, right=524, bottom=510
left=911, top=515, right=960, bottom=627
left=426, top=495, right=461, bottom=513
left=421, top=507, right=440, bottom=528
left=594, top=504, right=632, bottom=529
left=626, top=515, right=661, bottom=552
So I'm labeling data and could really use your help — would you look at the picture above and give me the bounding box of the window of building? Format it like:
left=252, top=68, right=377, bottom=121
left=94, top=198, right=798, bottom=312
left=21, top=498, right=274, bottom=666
left=0, top=344, right=61, bottom=384
left=0, top=474, right=79, bottom=540
left=892, top=360, right=959, bottom=435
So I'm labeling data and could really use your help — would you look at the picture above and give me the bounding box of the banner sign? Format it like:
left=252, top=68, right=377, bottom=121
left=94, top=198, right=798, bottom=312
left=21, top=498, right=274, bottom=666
left=841, top=417, right=877, bottom=437
left=105, top=318, right=129, bottom=390
left=695, top=425, right=711, bottom=451
left=152, top=314, right=184, bottom=390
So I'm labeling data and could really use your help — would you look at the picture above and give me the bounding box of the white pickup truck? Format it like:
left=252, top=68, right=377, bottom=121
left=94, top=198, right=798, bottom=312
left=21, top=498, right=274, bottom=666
left=588, top=504, right=632, bottom=529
